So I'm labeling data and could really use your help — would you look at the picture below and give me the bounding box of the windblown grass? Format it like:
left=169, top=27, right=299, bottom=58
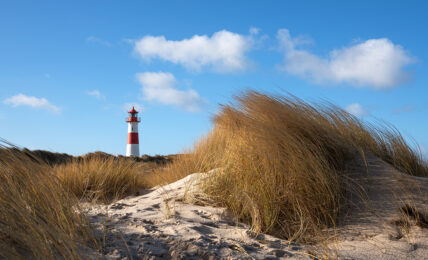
left=141, top=131, right=227, bottom=188
left=0, top=145, right=169, bottom=259
left=52, top=156, right=146, bottom=203
left=154, top=90, right=428, bottom=242
left=0, top=144, right=96, bottom=259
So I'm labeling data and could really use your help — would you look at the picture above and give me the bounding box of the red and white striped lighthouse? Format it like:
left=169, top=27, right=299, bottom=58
left=126, top=107, right=141, bottom=157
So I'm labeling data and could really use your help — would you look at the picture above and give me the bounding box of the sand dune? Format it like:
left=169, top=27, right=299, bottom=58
left=84, top=171, right=312, bottom=259
left=84, top=156, right=428, bottom=259
left=332, top=153, right=428, bottom=259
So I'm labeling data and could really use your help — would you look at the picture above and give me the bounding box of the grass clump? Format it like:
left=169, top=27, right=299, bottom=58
left=156, top=90, right=428, bottom=242
left=52, top=156, right=146, bottom=203
left=0, top=144, right=96, bottom=259
left=142, top=131, right=227, bottom=187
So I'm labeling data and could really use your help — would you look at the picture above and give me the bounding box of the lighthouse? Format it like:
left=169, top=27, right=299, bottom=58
left=126, top=107, right=141, bottom=157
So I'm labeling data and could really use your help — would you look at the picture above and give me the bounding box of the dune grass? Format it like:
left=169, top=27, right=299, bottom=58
left=153, top=90, right=428, bottom=242
left=1, top=89, right=426, bottom=256
left=0, top=146, right=168, bottom=259
left=140, top=131, right=227, bottom=188
left=51, top=156, right=147, bottom=204
left=0, top=144, right=96, bottom=260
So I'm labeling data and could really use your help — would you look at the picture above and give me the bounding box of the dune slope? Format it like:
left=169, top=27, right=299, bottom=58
left=84, top=156, right=428, bottom=259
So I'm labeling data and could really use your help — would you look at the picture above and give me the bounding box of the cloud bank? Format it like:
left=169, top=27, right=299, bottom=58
left=136, top=72, right=205, bottom=112
left=4, top=94, right=61, bottom=113
left=345, top=103, right=368, bottom=116
left=392, top=104, right=415, bottom=115
left=86, top=36, right=112, bottom=47
left=134, top=30, right=252, bottom=73
left=87, top=90, right=106, bottom=100
left=123, top=103, right=144, bottom=113
left=278, top=29, right=414, bottom=89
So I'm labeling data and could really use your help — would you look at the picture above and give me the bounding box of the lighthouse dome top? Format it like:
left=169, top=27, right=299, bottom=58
left=128, top=106, right=138, bottom=114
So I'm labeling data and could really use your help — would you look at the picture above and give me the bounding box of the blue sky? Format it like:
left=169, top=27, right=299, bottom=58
left=1, top=0, right=427, bottom=156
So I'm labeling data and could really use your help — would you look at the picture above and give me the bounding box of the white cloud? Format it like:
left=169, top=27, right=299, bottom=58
left=277, top=29, right=414, bottom=89
left=86, top=36, right=112, bottom=47
left=4, top=94, right=61, bottom=113
left=136, top=72, right=206, bottom=112
left=345, top=103, right=368, bottom=116
left=134, top=30, right=252, bottom=73
left=392, top=104, right=415, bottom=114
left=87, top=90, right=106, bottom=100
left=249, top=27, right=260, bottom=35
left=123, top=103, right=144, bottom=113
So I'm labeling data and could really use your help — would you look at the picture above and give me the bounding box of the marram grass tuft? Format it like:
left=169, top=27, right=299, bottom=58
left=0, top=144, right=97, bottom=259
left=155, top=90, right=428, bottom=242
left=52, top=156, right=146, bottom=204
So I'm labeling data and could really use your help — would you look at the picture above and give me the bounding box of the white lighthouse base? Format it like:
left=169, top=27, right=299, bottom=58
left=126, top=144, right=139, bottom=157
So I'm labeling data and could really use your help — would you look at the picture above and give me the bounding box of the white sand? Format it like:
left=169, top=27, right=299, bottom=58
left=83, top=156, right=428, bottom=259
left=331, top=154, right=428, bottom=259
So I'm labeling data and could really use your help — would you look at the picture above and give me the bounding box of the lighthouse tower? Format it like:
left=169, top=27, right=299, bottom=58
left=126, top=107, right=141, bottom=157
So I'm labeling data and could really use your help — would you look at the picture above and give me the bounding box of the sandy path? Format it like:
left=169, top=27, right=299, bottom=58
left=84, top=172, right=311, bottom=259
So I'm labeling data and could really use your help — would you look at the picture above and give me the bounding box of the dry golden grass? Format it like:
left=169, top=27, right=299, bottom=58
left=142, top=131, right=227, bottom=187
left=0, top=146, right=171, bottom=259
left=52, top=156, right=147, bottom=204
left=0, top=144, right=96, bottom=260
left=154, top=90, right=428, bottom=242
left=2, top=89, right=426, bottom=256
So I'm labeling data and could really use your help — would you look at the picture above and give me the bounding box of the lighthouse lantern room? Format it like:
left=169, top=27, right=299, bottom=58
left=126, top=107, right=141, bottom=157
